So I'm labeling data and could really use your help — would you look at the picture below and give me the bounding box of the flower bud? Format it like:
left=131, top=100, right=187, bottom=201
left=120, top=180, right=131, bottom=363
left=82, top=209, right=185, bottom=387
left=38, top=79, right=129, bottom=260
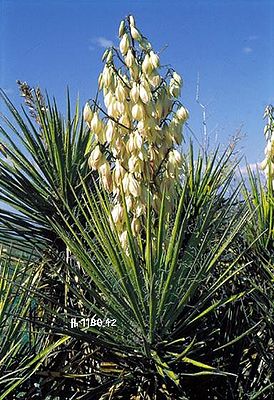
left=83, top=103, right=93, bottom=123
left=139, top=38, right=152, bottom=51
left=128, top=155, right=138, bottom=172
left=122, top=172, right=130, bottom=193
left=108, top=101, right=119, bottom=119
left=139, top=83, right=150, bottom=104
left=131, top=217, right=141, bottom=235
left=125, top=49, right=135, bottom=68
left=134, top=131, right=143, bottom=149
left=176, top=106, right=189, bottom=121
left=90, top=112, right=101, bottom=134
left=118, top=20, right=125, bottom=37
left=88, top=145, right=104, bottom=170
left=128, top=174, right=141, bottom=197
left=142, top=53, right=152, bottom=75
left=130, top=26, right=142, bottom=41
left=119, top=114, right=130, bottom=128
left=115, top=82, right=126, bottom=101
left=135, top=201, right=145, bottom=217
left=169, top=149, right=182, bottom=168
left=120, top=33, right=130, bottom=55
left=111, top=203, right=124, bottom=223
left=132, top=103, right=144, bottom=120
left=105, top=120, right=115, bottom=143
left=149, top=51, right=160, bottom=68
left=99, top=161, right=112, bottom=191
left=106, top=50, right=113, bottom=63
left=173, top=72, right=182, bottom=86
left=102, top=48, right=109, bottom=62
left=119, top=231, right=128, bottom=249
left=128, top=155, right=143, bottom=173
left=130, top=83, right=140, bottom=103
left=129, top=15, right=135, bottom=26
left=104, top=91, right=114, bottom=108
left=127, top=134, right=135, bottom=153
left=130, top=63, right=140, bottom=80
left=114, top=160, right=126, bottom=184
left=147, top=70, right=161, bottom=87
left=102, top=65, right=112, bottom=88
left=125, top=195, right=133, bottom=211
left=116, top=101, right=125, bottom=115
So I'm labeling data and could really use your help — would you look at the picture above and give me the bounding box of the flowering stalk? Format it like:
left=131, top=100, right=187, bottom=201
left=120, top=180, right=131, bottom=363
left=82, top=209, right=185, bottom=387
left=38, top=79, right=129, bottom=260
left=261, top=105, right=274, bottom=188
left=84, top=15, right=188, bottom=247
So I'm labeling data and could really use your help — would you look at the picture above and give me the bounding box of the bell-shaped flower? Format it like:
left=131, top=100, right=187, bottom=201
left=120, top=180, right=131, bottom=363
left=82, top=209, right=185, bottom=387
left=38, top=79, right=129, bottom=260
left=120, top=33, right=130, bottom=55
left=176, top=106, right=189, bottom=121
left=114, top=160, right=126, bottom=184
left=131, top=217, right=141, bottom=235
left=149, top=51, right=160, bottom=68
left=111, top=203, right=124, bottom=224
left=130, top=26, right=142, bottom=41
left=132, top=103, right=144, bottom=121
left=128, top=173, right=141, bottom=197
left=139, top=83, right=150, bottom=104
left=130, top=83, right=140, bottom=103
left=88, top=145, right=104, bottom=170
left=118, top=20, right=125, bottom=37
left=83, top=103, right=93, bottom=123
left=142, top=53, right=153, bottom=75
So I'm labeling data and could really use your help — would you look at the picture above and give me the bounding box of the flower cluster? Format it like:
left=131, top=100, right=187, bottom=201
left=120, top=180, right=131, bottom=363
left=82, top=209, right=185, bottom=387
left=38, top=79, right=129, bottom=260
left=261, top=105, right=274, bottom=187
left=84, top=15, right=188, bottom=247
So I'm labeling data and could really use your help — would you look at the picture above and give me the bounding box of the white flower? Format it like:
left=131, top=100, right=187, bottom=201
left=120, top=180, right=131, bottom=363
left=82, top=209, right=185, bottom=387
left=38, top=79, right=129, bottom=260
left=111, top=203, right=124, bottom=223
left=119, top=231, right=128, bottom=248
left=130, top=26, right=141, bottom=41
left=128, top=174, right=141, bottom=197
left=139, top=83, right=150, bottom=104
left=149, top=51, right=160, bottom=68
left=131, top=217, right=141, bottom=235
left=114, top=162, right=125, bottom=184
left=90, top=112, right=101, bottom=134
left=125, top=49, right=135, bottom=68
left=83, top=103, right=93, bottom=123
left=88, top=145, right=104, bottom=170
left=142, top=54, right=152, bottom=74
left=129, top=15, right=135, bottom=26
left=118, top=20, right=125, bottom=37
left=132, top=103, right=144, bottom=120
left=130, top=83, right=140, bottom=103
left=120, top=33, right=130, bottom=55
left=176, top=106, right=189, bottom=121
left=173, top=72, right=182, bottom=86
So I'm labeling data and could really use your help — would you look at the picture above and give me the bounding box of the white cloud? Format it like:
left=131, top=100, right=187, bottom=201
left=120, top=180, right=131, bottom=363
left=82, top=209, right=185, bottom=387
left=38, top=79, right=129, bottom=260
left=243, top=46, right=253, bottom=54
left=92, top=36, right=113, bottom=48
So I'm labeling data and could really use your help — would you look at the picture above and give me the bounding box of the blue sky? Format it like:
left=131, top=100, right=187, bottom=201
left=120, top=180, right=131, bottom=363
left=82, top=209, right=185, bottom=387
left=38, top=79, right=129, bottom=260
left=0, top=0, right=273, bottom=166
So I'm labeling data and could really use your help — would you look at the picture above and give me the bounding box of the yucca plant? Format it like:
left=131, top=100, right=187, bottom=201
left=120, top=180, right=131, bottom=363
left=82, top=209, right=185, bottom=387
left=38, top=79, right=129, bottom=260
left=25, top=143, right=263, bottom=399
left=0, top=13, right=272, bottom=400
left=238, top=109, right=274, bottom=399
left=0, top=86, right=100, bottom=398
left=0, top=245, right=70, bottom=399
left=0, top=84, right=92, bottom=252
